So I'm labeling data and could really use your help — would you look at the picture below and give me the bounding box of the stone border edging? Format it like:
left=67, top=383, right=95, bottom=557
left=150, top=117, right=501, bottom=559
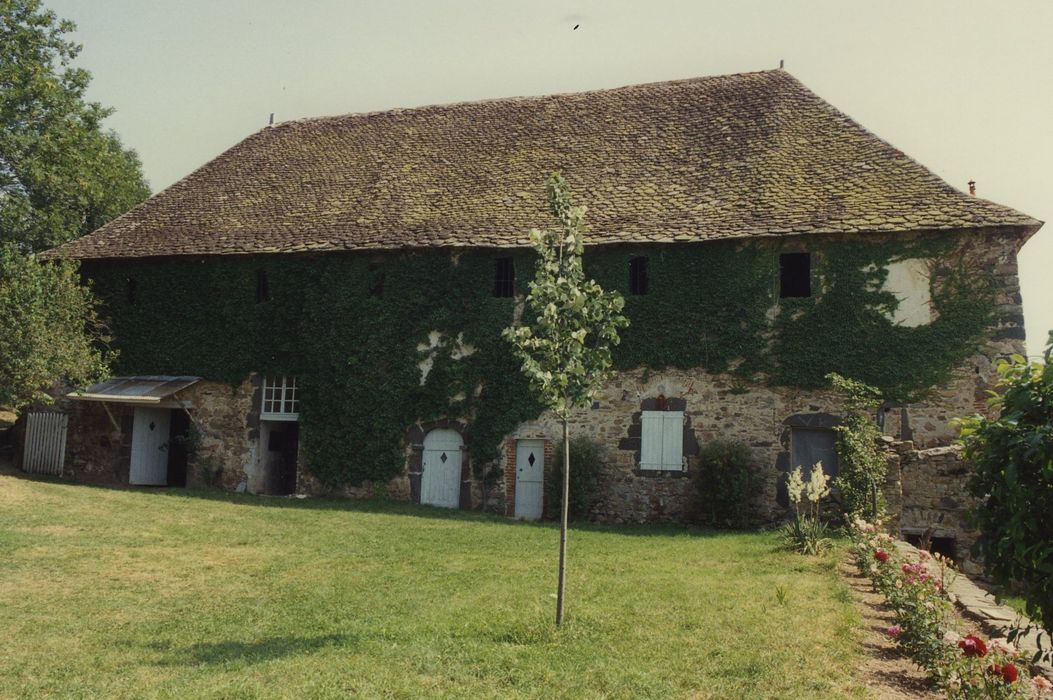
left=892, top=540, right=1052, bottom=676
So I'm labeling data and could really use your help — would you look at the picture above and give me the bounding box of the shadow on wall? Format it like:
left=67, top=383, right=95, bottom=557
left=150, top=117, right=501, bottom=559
left=4, top=470, right=735, bottom=539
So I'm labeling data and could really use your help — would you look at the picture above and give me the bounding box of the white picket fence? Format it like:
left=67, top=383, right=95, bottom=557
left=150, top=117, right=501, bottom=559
left=22, top=412, right=69, bottom=476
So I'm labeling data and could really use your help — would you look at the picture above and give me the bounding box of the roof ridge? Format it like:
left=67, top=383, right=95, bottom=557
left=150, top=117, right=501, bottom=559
left=274, top=69, right=788, bottom=128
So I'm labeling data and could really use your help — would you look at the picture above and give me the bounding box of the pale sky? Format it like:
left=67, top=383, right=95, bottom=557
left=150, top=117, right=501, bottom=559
left=49, top=0, right=1052, bottom=357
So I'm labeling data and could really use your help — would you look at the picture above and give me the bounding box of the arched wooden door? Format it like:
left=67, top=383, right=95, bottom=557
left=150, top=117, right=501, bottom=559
left=421, top=429, right=463, bottom=508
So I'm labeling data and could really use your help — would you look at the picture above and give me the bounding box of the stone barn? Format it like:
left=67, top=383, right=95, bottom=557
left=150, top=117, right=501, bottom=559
left=34, top=69, right=1040, bottom=556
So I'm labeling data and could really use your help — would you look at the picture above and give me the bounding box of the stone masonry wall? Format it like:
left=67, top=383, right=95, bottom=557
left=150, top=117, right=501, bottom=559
left=53, top=226, right=1028, bottom=539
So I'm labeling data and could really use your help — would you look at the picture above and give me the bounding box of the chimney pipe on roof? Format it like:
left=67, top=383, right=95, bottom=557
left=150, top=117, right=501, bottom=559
left=968, top=180, right=976, bottom=196
left=779, top=59, right=784, bottom=69
left=268, top=113, right=274, bottom=126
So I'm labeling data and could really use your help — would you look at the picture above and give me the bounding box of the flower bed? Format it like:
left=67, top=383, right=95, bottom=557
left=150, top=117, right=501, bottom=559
left=850, top=519, right=1052, bottom=698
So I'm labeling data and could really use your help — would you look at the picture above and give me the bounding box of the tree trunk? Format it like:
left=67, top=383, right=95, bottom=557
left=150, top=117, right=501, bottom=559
left=556, top=417, right=570, bottom=625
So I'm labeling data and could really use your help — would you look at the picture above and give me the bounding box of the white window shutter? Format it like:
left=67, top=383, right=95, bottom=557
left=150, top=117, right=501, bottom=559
left=661, top=411, right=684, bottom=470
left=640, top=411, right=663, bottom=470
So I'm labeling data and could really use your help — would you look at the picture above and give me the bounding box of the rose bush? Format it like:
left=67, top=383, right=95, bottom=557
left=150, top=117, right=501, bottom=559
left=849, top=519, right=1051, bottom=698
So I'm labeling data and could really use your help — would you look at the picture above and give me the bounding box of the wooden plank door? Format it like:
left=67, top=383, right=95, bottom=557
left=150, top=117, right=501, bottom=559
left=514, top=439, right=544, bottom=520
left=790, top=428, right=839, bottom=478
left=130, top=407, right=171, bottom=486
left=421, top=429, right=462, bottom=508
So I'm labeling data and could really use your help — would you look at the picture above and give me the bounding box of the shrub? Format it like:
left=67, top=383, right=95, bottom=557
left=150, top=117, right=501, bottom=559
left=547, top=436, right=605, bottom=520
left=957, top=335, right=1053, bottom=637
left=827, top=372, right=887, bottom=520
left=692, top=439, right=753, bottom=528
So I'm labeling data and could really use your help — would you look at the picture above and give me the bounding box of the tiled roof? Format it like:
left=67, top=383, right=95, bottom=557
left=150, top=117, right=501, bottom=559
left=49, top=70, right=1039, bottom=259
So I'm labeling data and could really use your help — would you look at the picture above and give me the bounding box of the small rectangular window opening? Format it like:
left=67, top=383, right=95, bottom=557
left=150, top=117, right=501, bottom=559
left=779, top=252, right=811, bottom=299
left=255, top=269, right=270, bottom=303
left=126, top=277, right=137, bottom=304
left=493, top=257, right=515, bottom=298
left=629, top=256, right=648, bottom=295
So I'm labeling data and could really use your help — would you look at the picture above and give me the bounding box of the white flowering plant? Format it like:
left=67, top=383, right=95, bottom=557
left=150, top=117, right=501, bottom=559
left=782, top=462, right=832, bottom=555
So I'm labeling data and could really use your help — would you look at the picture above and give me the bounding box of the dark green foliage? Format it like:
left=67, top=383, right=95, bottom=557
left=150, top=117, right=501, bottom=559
left=547, top=437, right=606, bottom=520
left=692, top=439, right=753, bottom=528
left=770, top=240, right=994, bottom=401
left=84, top=252, right=543, bottom=488
left=83, top=231, right=995, bottom=489
left=828, top=373, right=887, bottom=520
left=0, top=0, right=150, bottom=251
left=586, top=243, right=771, bottom=374
left=0, top=244, right=111, bottom=408
left=958, top=337, right=1053, bottom=635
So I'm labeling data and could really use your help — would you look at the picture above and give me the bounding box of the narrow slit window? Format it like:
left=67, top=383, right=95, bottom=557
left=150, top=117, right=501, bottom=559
left=629, top=256, right=648, bottom=295
left=126, top=277, right=137, bottom=304
left=493, top=257, right=515, bottom=298
left=779, top=252, right=811, bottom=298
left=255, top=269, right=270, bottom=303
left=368, top=261, right=384, bottom=298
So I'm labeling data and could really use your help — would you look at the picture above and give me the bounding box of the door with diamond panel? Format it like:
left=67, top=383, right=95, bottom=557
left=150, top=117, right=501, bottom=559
left=515, top=439, right=544, bottom=520
left=421, top=429, right=463, bottom=508
left=129, top=407, right=171, bottom=486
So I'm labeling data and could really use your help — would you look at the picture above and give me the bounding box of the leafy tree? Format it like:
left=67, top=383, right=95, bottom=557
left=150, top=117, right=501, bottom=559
left=503, top=173, right=628, bottom=625
left=0, top=243, right=112, bottom=409
left=957, top=337, right=1053, bottom=636
left=1, top=0, right=150, bottom=252
left=827, top=372, right=886, bottom=520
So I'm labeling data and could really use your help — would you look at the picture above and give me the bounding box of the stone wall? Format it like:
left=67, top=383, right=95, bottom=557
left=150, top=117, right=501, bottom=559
left=891, top=440, right=980, bottom=572
left=51, top=226, right=1027, bottom=541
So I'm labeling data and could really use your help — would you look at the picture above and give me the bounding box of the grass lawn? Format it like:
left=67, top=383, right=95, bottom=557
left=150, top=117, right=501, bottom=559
left=0, top=475, right=866, bottom=699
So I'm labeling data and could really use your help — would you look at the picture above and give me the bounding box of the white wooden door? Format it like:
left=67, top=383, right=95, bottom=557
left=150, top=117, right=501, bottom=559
left=420, top=429, right=462, bottom=508
left=130, top=407, right=171, bottom=486
left=514, top=439, right=544, bottom=520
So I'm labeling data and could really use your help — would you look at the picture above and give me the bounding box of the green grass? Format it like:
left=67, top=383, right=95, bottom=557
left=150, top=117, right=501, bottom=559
left=0, top=476, right=866, bottom=699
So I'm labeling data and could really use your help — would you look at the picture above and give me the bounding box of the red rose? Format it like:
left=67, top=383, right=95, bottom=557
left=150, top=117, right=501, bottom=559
left=1001, top=663, right=1018, bottom=683
left=875, top=550, right=890, bottom=563
left=959, top=635, right=988, bottom=657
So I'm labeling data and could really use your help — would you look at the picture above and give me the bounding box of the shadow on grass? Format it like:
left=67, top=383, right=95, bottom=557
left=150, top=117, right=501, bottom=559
left=154, top=633, right=350, bottom=667
left=2, top=469, right=754, bottom=539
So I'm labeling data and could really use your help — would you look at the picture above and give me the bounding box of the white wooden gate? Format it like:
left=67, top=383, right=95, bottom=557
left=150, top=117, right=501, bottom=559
left=514, top=439, right=544, bottom=520
left=420, top=429, right=462, bottom=508
left=22, top=412, right=68, bottom=476
left=129, top=407, right=171, bottom=486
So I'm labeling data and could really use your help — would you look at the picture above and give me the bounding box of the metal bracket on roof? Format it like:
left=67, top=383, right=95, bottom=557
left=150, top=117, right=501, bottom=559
left=100, top=402, right=121, bottom=433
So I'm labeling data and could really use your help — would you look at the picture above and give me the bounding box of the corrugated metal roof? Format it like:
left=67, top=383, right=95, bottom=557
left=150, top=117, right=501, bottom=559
left=68, top=376, right=200, bottom=404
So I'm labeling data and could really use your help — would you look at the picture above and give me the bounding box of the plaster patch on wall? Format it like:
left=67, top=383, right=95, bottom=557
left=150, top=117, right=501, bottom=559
left=881, top=258, right=933, bottom=327
left=417, top=330, right=477, bottom=385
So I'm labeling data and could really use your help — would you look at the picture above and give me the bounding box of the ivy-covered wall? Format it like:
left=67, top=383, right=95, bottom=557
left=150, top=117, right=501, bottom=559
left=81, top=229, right=1004, bottom=488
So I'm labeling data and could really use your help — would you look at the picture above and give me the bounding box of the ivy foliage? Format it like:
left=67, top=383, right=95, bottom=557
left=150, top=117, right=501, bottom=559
left=958, top=337, right=1053, bottom=635
left=770, top=239, right=995, bottom=400
left=827, top=372, right=887, bottom=520
left=83, top=252, right=543, bottom=488
left=82, top=230, right=995, bottom=489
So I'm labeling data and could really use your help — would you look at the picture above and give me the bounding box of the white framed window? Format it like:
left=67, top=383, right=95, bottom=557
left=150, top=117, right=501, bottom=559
left=261, top=376, right=300, bottom=421
left=640, top=410, right=684, bottom=470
